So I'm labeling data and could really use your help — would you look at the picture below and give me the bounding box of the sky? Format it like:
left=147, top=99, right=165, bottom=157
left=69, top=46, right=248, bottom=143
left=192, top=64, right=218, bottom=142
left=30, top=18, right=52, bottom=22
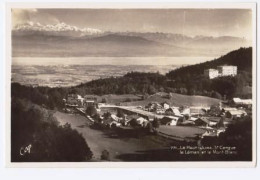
left=12, top=8, right=252, bottom=40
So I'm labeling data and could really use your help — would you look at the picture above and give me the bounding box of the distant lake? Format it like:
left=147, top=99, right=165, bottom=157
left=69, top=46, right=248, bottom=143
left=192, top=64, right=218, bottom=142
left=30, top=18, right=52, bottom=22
left=12, top=56, right=216, bottom=87
left=12, top=56, right=215, bottom=66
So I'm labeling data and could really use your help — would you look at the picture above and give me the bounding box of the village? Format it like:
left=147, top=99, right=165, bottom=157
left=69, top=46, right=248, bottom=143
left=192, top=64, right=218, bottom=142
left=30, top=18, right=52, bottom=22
left=62, top=91, right=252, bottom=142
left=59, top=65, right=252, bottom=142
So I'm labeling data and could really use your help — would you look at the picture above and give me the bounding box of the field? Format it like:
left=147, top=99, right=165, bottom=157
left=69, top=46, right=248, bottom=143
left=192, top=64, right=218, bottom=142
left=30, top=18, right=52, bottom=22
left=86, top=92, right=221, bottom=107
left=100, top=94, right=142, bottom=103
left=121, top=92, right=221, bottom=107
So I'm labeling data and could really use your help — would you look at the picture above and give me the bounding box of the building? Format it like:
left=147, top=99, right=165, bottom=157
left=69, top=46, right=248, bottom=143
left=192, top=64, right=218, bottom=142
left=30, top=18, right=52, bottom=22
left=66, top=94, right=84, bottom=107
left=145, top=102, right=165, bottom=114
left=217, top=65, right=237, bottom=77
left=165, top=107, right=181, bottom=116
left=136, top=117, right=149, bottom=127
left=161, top=102, right=170, bottom=110
left=225, top=110, right=247, bottom=119
left=204, top=65, right=237, bottom=79
left=232, top=98, right=252, bottom=105
left=160, top=116, right=182, bottom=126
left=194, top=117, right=210, bottom=127
left=204, top=69, right=219, bottom=79
left=84, top=95, right=98, bottom=108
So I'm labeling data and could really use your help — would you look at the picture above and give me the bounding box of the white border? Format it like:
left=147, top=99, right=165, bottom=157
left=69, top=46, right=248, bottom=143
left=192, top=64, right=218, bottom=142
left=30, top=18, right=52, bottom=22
left=5, top=2, right=257, bottom=168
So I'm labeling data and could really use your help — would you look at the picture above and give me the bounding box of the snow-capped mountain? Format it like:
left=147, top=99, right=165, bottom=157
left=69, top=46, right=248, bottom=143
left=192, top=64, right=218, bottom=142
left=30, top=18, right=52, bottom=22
left=12, top=21, right=251, bottom=57
left=13, top=21, right=103, bottom=36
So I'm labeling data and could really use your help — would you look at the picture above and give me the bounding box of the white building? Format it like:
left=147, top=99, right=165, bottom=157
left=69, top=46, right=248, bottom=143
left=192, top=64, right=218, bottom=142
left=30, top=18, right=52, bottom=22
left=232, top=97, right=252, bottom=105
left=204, top=65, right=237, bottom=79
left=204, top=69, right=219, bottom=79
left=217, top=66, right=237, bottom=77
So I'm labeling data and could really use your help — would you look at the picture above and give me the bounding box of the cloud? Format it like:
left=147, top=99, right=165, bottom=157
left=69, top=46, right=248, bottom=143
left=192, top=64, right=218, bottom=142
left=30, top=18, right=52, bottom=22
left=12, top=9, right=60, bottom=28
left=12, top=9, right=38, bottom=27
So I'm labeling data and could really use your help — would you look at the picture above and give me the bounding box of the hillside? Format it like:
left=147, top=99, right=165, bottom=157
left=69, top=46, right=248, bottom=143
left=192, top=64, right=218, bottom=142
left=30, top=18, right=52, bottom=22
left=166, top=47, right=252, bottom=78
left=73, top=47, right=252, bottom=99
left=121, top=92, right=221, bottom=107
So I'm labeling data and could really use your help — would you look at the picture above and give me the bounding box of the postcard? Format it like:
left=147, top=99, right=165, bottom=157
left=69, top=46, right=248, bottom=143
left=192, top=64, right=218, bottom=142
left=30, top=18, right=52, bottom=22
left=5, top=2, right=256, bottom=167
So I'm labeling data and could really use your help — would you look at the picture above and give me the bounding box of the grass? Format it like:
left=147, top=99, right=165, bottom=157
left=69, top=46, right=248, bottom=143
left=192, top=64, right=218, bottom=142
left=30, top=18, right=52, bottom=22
left=101, top=94, right=141, bottom=103
left=85, top=94, right=142, bottom=104
left=121, top=92, right=221, bottom=107
left=85, top=92, right=221, bottom=107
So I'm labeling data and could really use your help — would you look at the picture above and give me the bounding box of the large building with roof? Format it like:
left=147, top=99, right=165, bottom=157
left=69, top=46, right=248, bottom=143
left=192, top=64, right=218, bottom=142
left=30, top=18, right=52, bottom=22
left=204, top=65, right=237, bottom=79
left=217, top=65, right=237, bottom=77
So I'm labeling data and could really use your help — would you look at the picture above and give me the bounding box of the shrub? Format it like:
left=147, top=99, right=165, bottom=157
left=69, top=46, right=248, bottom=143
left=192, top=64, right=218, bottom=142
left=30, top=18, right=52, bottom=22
left=86, top=105, right=97, bottom=117
left=101, top=150, right=110, bottom=161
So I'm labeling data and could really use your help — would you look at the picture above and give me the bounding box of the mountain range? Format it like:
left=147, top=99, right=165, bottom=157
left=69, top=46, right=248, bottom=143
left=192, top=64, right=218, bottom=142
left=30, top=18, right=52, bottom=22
left=12, top=22, right=252, bottom=57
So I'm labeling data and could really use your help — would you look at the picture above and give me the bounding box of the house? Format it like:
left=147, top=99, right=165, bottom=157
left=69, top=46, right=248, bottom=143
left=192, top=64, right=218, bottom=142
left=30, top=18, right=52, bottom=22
left=110, top=114, right=120, bottom=122
left=217, top=65, right=237, bottom=77
left=231, top=98, right=252, bottom=107
left=160, top=116, right=182, bottom=126
left=225, top=110, right=247, bottom=119
left=204, top=65, right=237, bottom=79
left=146, top=102, right=165, bottom=114
left=232, top=98, right=241, bottom=103
left=165, top=107, right=181, bottom=116
left=161, top=102, right=170, bottom=110
left=101, top=114, right=121, bottom=127
left=66, top=94, right=84, bottom=107
left=136, top=117, right=149, bottom=127
left=207, top=117, right=222, bottom=127
left=102, top=118, right=121, bottom=128
left=222, top=107, right=238, bottom=112
left=194, top=117, right=210, bottom=127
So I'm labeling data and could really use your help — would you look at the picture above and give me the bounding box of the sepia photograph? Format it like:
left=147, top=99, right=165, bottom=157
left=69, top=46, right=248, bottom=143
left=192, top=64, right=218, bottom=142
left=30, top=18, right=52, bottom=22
left=6, top=2, right=256, bottom=167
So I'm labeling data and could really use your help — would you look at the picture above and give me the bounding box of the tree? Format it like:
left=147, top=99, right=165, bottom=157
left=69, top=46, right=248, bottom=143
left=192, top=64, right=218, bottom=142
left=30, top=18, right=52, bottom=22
left=145, top=122, right=154, bottom=133
left=86, top=106, right=97, bottom=117
left=101, top=150, right=110, bottom=161
left=129, top=118, right=139, bottom=128
left=152, top=118, right=160, bottom=129
left=101, top=98, right=107, bottom=103
left=103, top=112, right=111, bottom=119
left=216, top=116, right=225, bottom=128
left=209, top=104, right=222, bottom=116
left=218, top=116, right=252, bottom=160
left=11, top=98, right=93, bottom=162
left=117, top=109, right=124, bottom=118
